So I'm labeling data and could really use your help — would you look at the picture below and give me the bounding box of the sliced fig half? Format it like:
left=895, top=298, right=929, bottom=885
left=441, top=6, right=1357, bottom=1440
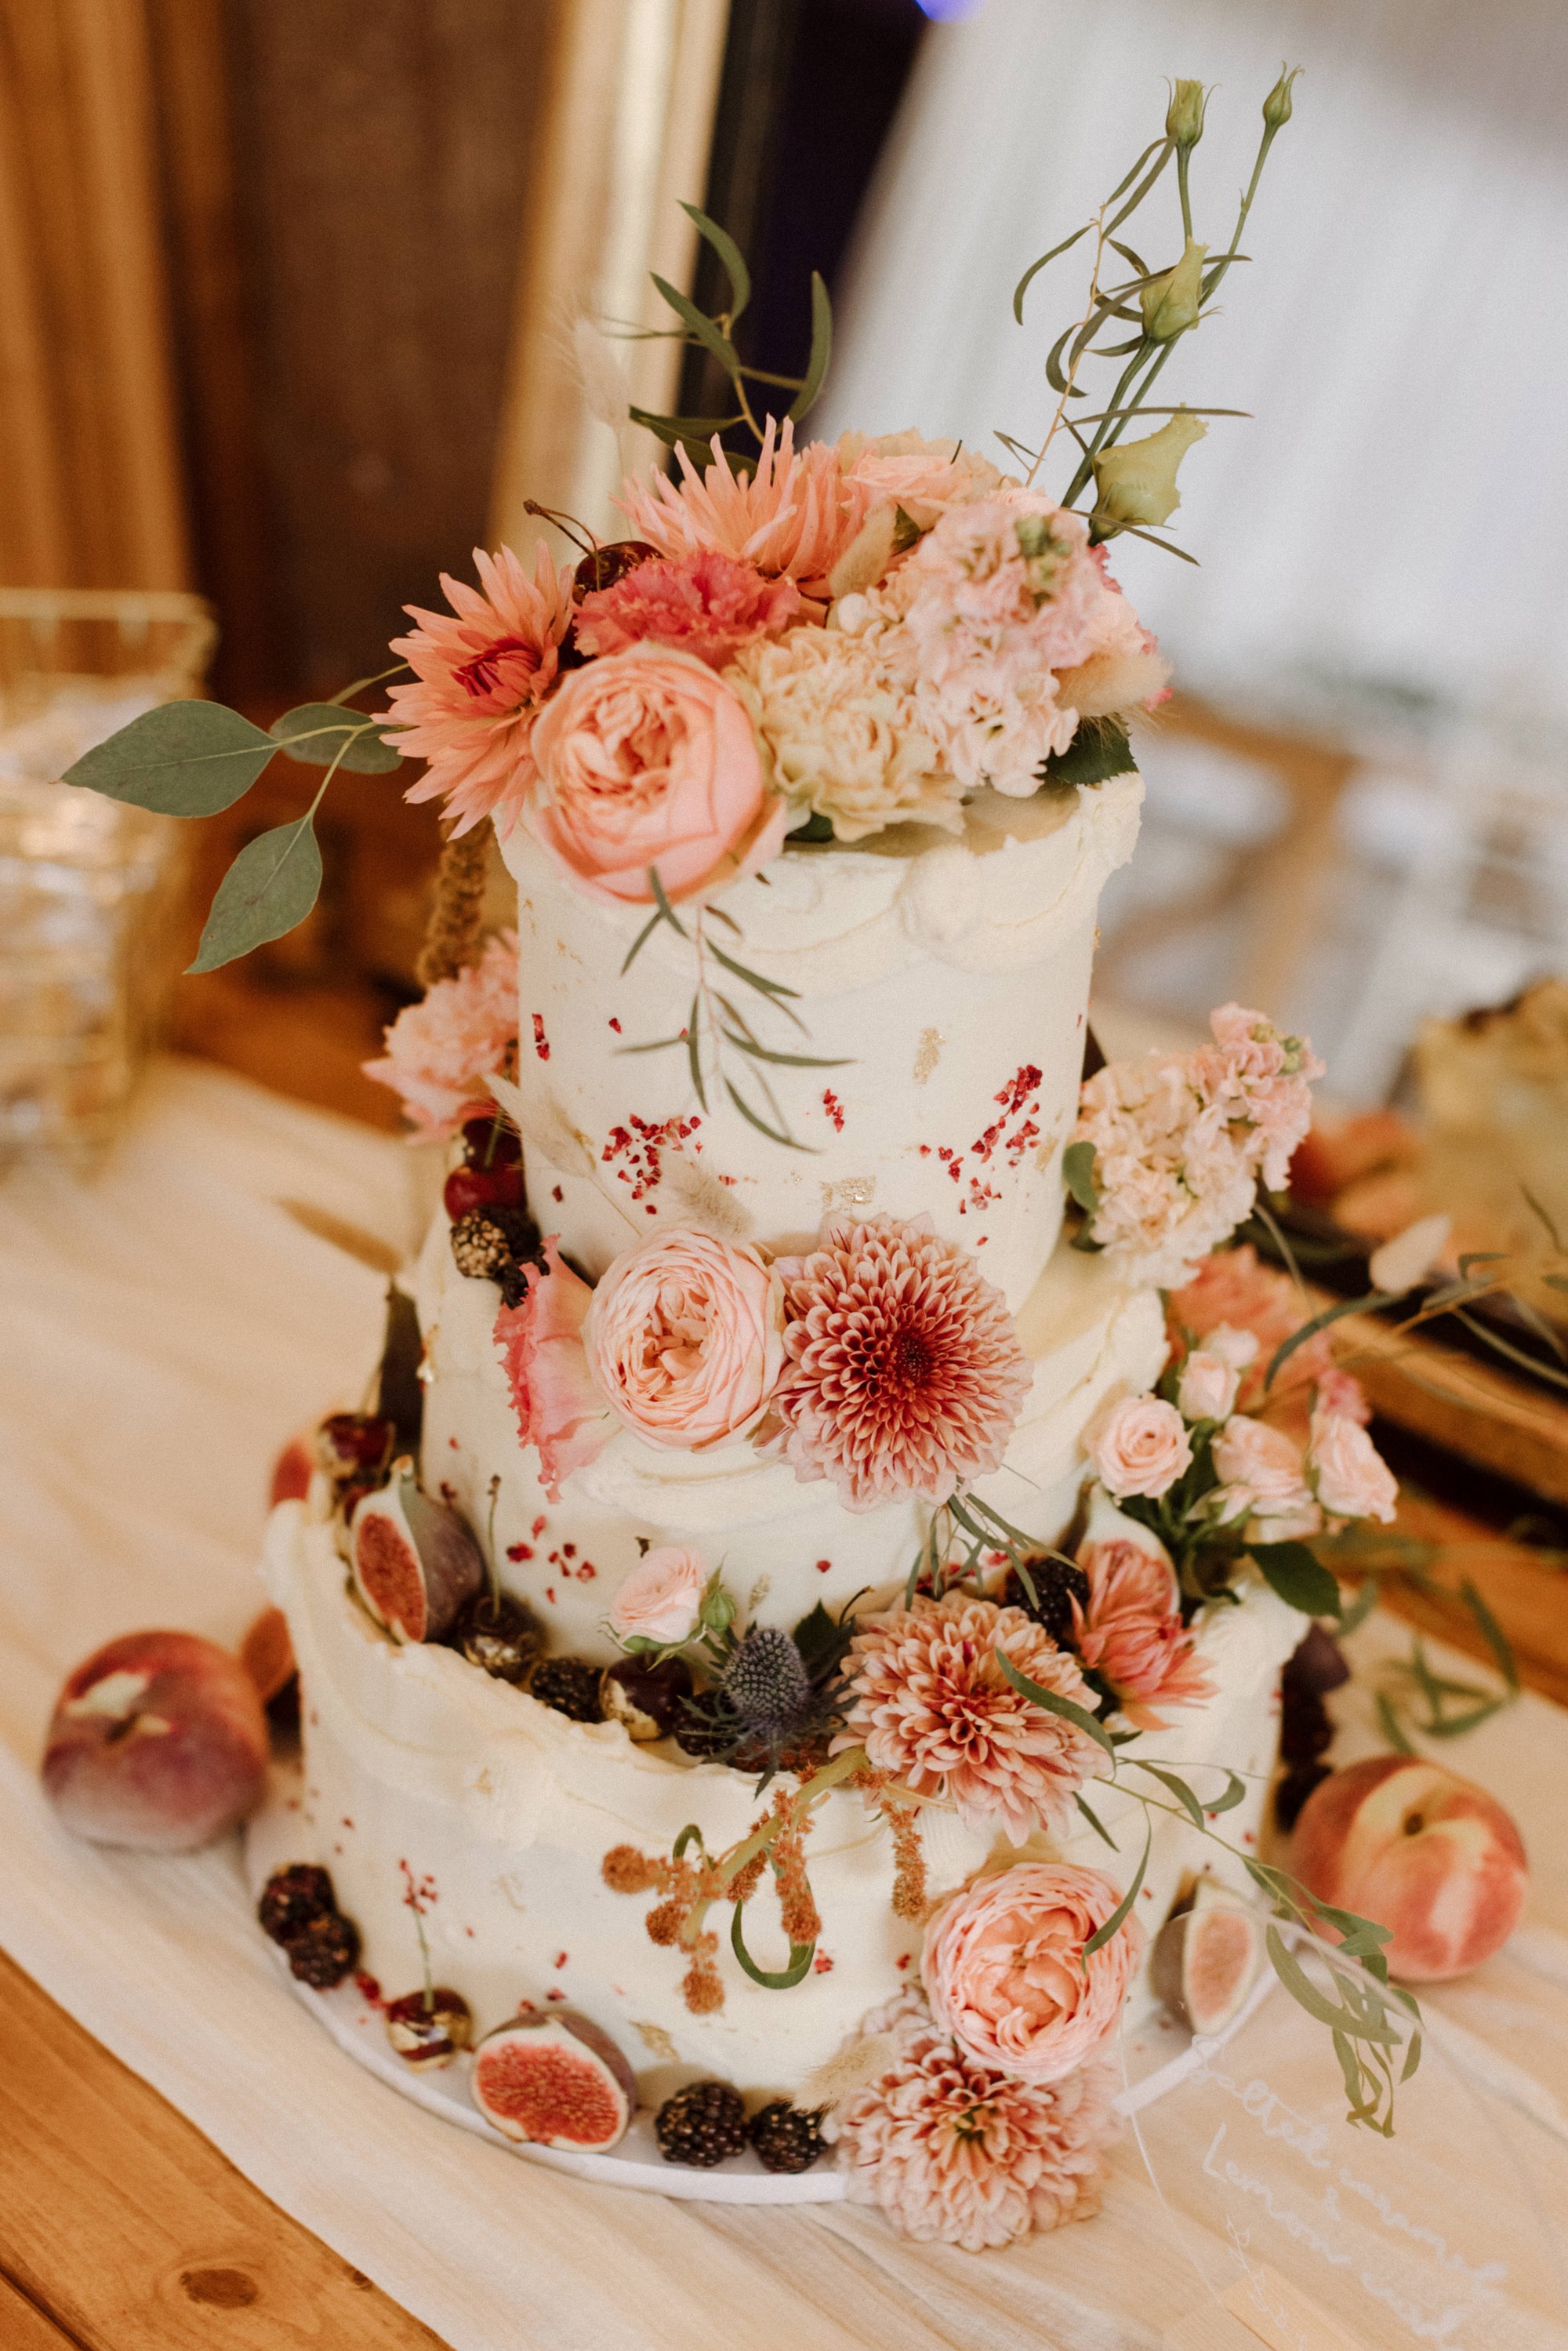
left=470, top=2008, right=637, bottom=2150
left=350, top=1461, right=484, bottom=1644
left=1152, top=1877, right=1263, bottom=2038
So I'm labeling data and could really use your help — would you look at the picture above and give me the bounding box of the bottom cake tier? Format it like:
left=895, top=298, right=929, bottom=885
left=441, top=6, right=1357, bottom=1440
left=261, top=1499, right=1303, bottom=2112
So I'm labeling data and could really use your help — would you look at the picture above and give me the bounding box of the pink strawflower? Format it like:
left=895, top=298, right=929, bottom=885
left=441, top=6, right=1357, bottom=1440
left=362, top=931, right=518, bottom=1140
left=386, top=545, right=573, bottom=838
left=1072, top=1537, right=1214, bottom=1730
left=835, top=1593, right=1107, bottom=1843
left=923, top=1863, right=1142, bottom=2083
left=833, top=1992, right=1116, bottom=2251
left=616, top=418, right=875, bottom=601
left=764, top=1214, right=1032, bottom=1512
left=574, top=548, right=801, bottom=668
left=494, top=1241, right=615, bottom=1503
left=1074, top=1006, right=1323, bottom=1286
left=1168, top=1245, right=1368, bottom=1430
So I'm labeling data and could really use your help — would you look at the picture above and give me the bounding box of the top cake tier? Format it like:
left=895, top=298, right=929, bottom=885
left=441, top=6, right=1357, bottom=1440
left=501, top=772, right=1140, bottom=1310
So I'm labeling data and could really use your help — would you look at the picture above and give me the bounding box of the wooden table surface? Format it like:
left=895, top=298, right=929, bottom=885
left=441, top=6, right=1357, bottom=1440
left=4, top=1034, right=1566, bottom=2349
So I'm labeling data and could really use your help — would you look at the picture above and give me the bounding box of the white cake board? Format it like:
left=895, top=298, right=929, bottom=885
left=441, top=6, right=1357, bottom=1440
left=243, top=1761, right=847, bottom=2204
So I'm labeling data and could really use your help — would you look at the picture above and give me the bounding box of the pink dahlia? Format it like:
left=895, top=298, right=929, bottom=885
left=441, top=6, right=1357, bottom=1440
left=765, top=1214, right=1031, bottom=1511
left=833, top=1992, right=1116, bottom=2251
left=386, top=543, right=573, bottom=838
left=574, top=548, right=801, bottom=669
left=1072, top=1537, right=1214, bottom=1731
left=835, top=1593, right=1107, bottom=1842
left=616, top=419, right=875, bottom=601
left=362, top=930, right=518, bottom=1140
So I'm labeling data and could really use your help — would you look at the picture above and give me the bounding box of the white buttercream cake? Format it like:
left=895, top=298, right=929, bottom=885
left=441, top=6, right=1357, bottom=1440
left=259, top=772, right=1305, bottom=2108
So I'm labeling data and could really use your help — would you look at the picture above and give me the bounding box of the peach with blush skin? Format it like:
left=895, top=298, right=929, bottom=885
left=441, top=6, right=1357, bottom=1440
left=1291, top=1755, right=1527, bottom=1983
left=42, top=1630, right=270, bottom=1851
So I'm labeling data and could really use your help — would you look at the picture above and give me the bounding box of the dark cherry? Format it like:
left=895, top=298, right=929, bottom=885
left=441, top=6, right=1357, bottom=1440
left=451, top=1590, right=543, bottom=1684
left=316, top=1412, right=394, bottom=1481
left=601, top=1654, right=695, bottom=1742
left=461, top=1115, right=522, bottom=1172
left=572, top=540, right=657, bottom=601
left=444, top=1163, right=527, bottom=1223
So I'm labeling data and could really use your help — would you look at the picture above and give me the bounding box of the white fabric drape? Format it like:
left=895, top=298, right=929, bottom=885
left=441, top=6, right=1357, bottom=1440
left=823, top=0, right=1568, bottom=714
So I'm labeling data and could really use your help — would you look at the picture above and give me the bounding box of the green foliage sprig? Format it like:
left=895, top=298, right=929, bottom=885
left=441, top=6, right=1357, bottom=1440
left=1000, top=67, right=1300, bottom=556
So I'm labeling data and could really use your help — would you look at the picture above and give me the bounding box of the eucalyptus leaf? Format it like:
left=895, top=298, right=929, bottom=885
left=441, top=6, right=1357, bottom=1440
left=1039, top=717, right=1135, bottom=790
left=787, top=273, right=832, bottom=422
left=680, top=202, right=750, bottom=322
left=1134, top=1761, right=1207, bottom=1828
left=652, top=274, right=739, bottom=376
left=1074, top=1792, right=1120, bottom=1850
left=187, top=817, right=323, bottom=972
left=1082, top=1819, right=1151, bottom=1958
left=1265, top=1292, right=1381, bottom=1390
left=1062, top=1139, right=1100, bottom=1213
left=270, top=703, right=402, bottom=773
left=1251, top=1540, right=1341, bottom=1619
left=1461, top=1576, right=1519, bottom=1691
left=995, top=1652, right=1116, bottom=1755
left=730, top=1899, right=815, bottom=1989
left=65, top=699, right=277, bottom=816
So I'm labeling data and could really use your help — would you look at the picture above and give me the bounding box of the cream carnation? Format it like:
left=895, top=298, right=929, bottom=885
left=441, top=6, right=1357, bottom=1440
left=1083, top=1394, right=1192, bottom=1499
left=765, top=1214, right=1032, bottom=1512
left=725, top=626, right=960, bottom=841
left=362, top=931, right=518, bottom=1140
left=835, top=1593, right=1107, bottom=1843
left=608, top=1545, right=706, bottom=1646
left=922, top=1863, right=1142, bottom=2084
left=1308, top=1407, right=1398, bottom=1522
left=833, top=1992, right=1116, bottom=2251
left=585, top=1227, right=783, bottom=1452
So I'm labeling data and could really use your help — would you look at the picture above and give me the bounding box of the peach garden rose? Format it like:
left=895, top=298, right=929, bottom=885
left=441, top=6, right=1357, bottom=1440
left=527, top=643, right=787, bottom=907
left=585, top=1227, right=784, bottom=1452
left=921, top=1863, right=1142, bottom=2085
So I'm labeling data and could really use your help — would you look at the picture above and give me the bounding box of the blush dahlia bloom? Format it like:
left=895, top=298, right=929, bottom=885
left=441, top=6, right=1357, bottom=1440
left=387, top=544, right=573, bottom=838
left=764, top=1214, right=1031, bottom=1512
left=573, top=548, right=801, bottom=669
left=1072, top=1537, right=1214, bottom=1730
left=835, top=1594, right=1107, bottom=1842
left=362, top=930, right=518, bottom=1140
left=494, top=1241, right=615, bottom=1503
left=528, top=645, right=786, bottom=906
left=922, top=1864, right=1142, bottom=2084
left=833, top=1992, right=1116, bottom=2251
left=617, top=419, right=876, bottom=600
left=585, top=1227, right=784, bottom=1452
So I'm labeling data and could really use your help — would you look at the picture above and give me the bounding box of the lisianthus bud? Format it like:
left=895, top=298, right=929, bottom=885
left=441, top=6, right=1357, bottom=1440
left=1092, top=410, right=1207, bottom=530
left=1140, top=239, right=1207, bottom=343
left=1262, top=67, right=1299, bottom=129
left=1166, top=79, right=1207, bottom=150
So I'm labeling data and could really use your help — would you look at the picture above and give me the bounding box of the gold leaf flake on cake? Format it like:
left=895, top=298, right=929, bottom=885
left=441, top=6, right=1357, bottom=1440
left=821, top=1176, right=876, bottom=1212
left=631, top=2020, right=679, bottom=2062
left=912, top=1027, right=945, bottom=1085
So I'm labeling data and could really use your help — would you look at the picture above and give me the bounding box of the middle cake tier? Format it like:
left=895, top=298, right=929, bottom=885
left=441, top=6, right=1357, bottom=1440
left=414, top=1213, right=1166, bottom=1659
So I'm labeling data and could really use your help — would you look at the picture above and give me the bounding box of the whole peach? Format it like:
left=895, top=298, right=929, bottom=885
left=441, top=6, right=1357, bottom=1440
left=42, top=1630, right=270, bottom=1852
left=1292, top=1755, right=1527, bottom=1982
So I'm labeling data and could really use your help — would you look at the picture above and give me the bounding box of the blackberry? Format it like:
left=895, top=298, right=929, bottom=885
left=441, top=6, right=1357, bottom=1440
left=448, top=1205, right=543, bottom=1304
left=1011, top=1555, right=1089, bottom=1650
left=750, top=2100, right=827, bottom=2174
left=258, top=1863, right=336, bottom=1948
left=717, top=1626, right=811, bottom=1746
left=527, top=1655, right=605, bottom=1724
left=654, top=2079, right=750, bottom=2167
left=285, top=1908, right=361, bottom=1990
left=452, top=1590, right=542, bottom=1684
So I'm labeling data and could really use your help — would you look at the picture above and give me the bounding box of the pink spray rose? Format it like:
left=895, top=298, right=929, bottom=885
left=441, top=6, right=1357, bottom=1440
left=1210, top=1415, right=1311, bottom=1507
left=608, top=1545, right=707, bottom=1647
left=922, top=1864, right=1142, bottom=2085
left=1308, top=1408, right=1398, bottom=1523
left=528, top=644, right=787, bottom=907
left=493, top=1241, right=615, bottom=1503
left=585, top=1227, right=784, bottom=1452
left=1176, top=1347, right=1242, bottom=1424
left=1083, top=1394, right=1192, bottom=1499
left=362, top=931, right=518, bottom=1141
left=1072, top=1538, right=1214, bottom=1731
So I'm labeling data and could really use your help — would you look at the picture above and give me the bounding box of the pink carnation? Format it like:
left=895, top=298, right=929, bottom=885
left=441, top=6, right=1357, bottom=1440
left=835, top=1593, right=1107, bottom=1843
left=362, top=931, right=518, bottom=1140
left=574, top=548, right=800, bottom=668
left=1072, top=1537, right=1214, bottom=1730
left=386, top=544, right=573, bottom=838
left=494, top=1241, right=615, bottom=1503
left=617, top=418, right=875, bottom=601
left=834, top=1991, right=1116, bottom=2251
left=922, top=1863, right=1142, bottom=2084
left=764, top=1214, right=1031, bottom=1512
